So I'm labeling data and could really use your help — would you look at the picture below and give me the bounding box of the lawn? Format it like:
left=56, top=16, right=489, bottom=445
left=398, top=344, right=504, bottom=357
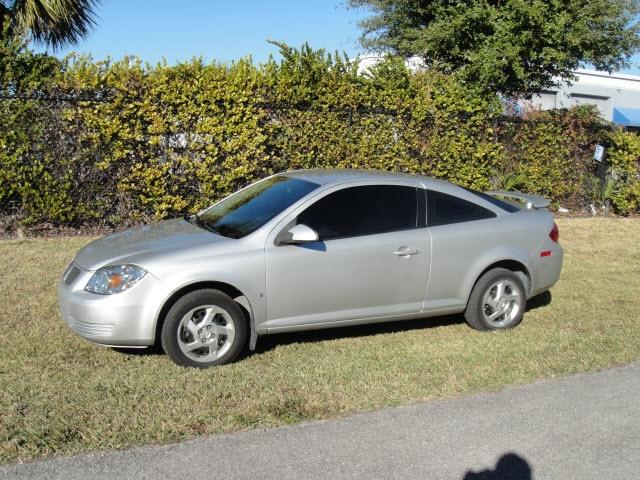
left=1, top=218, right=639, bottom=464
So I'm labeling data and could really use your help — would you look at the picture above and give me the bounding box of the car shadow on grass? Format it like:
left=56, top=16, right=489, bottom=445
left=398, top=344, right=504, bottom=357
left=250, top=291, right=553, bottom=357
left=112, top=291, right=552, bottom=358
left=111, top=344, right=165, bottom=356
left=252, top=313, right=465, bottom=355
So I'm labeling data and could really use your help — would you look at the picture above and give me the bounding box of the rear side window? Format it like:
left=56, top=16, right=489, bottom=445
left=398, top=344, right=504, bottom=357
left=427, top=190, right=496, bottom=227
left=298, top=185, right=419, bottom=240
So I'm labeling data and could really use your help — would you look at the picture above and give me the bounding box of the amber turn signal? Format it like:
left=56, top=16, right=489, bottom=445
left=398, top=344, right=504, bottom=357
left=107, top=273, right=124, bottom=289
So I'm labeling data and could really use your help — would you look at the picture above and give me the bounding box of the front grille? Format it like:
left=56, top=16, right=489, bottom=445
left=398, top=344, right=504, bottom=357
left=64, top=266, right=81, bottom=285
left=67, top=318, right=114, bottom=338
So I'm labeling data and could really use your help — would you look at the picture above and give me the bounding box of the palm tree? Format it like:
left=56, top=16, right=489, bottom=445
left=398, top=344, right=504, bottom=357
left=0, top=0, right=99, bottom=49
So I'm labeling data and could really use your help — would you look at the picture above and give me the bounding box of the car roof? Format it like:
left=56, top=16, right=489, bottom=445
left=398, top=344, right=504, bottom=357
left=279, top=168, right=456, bottom=191
left=277, top=169, right=516, bottom=215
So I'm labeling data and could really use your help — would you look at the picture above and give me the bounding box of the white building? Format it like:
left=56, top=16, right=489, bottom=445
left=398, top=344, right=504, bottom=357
left=528, top=69, right=640, bottom=126
left=357, top=55, right=640, bottom=127
left=357, top=54, right=426, bottom=75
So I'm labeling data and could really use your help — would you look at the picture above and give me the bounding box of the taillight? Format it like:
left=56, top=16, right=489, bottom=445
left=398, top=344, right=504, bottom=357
left=549, top=222, right=559, bottom=243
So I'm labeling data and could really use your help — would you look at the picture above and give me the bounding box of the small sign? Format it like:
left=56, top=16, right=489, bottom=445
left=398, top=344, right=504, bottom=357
left=594, top=144, right=605, bottom=162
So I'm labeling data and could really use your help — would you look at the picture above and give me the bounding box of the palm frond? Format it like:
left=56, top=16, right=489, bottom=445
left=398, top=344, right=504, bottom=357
left=8, top=0, right=100, bottom=49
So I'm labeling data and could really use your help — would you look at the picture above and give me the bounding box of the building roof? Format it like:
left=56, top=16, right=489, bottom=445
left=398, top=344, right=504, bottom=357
left=574, top=68, right=640, bottom=83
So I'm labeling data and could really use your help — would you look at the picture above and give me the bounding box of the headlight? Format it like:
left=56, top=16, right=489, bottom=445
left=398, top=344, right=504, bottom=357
left=84, top=265, right=147, bottom=295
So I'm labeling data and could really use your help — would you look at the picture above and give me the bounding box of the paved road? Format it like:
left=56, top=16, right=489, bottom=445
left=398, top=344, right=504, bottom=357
left=2, top=361, right=639, bottom=480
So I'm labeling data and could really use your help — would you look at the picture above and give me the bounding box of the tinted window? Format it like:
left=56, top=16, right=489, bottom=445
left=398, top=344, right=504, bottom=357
left=462, top=187, right=521, bottom=213
left=298, top=185, right=419, bottom=240
left=198, top=176, right=319, bottom=238
left=427, top=190, right=496, bottom=227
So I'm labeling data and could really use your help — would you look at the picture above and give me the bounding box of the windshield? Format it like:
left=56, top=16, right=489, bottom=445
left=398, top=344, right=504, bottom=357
left=197, top=176, right=320, bottom=238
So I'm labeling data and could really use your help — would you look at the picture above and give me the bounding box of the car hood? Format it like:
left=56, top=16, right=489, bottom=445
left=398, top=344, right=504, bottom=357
left=74, top=218, right=230, bottom=270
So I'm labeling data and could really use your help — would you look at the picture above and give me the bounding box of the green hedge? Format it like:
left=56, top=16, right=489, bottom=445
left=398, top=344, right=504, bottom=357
left=1, top=41, right=639, bottom=230
left=606, top=129, right=640, bottom=214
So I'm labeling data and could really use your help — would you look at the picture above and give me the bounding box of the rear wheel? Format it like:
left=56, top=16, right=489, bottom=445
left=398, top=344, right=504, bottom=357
left=464, top=268, right=526, bottom=331
left=161, top=289, right=247, bottom=368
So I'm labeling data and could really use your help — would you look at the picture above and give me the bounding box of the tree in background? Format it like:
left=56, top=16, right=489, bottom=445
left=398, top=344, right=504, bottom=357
left=349, top=0, right=640, bottom=96
left=0, top=0, right=98, bottom=49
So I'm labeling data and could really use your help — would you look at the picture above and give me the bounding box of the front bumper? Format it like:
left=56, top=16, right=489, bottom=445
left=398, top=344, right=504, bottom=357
left=58, top=264, right=166, bottom=347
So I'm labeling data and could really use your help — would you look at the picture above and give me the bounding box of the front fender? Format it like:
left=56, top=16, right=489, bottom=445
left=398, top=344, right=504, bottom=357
left=146, top=249, right=267, bottom=345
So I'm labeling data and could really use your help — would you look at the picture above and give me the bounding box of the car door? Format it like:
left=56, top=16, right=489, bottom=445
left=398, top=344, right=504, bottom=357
left=264, top=182, right=431, bottom=331
left=423, top=188, right=500, bottom=309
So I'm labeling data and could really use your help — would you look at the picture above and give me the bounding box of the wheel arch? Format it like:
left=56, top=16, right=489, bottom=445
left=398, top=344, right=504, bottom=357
left=153, top=280, right=257, bottom=350
left=467, top=259, right=532, bottom=306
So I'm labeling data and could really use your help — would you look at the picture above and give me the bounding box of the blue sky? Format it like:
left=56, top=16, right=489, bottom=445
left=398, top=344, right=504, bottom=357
left=39, top=0, right=368, bottom=64
left=38, top=0, right=640, bottom=73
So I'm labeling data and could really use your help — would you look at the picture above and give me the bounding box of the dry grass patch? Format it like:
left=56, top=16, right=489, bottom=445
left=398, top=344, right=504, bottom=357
left=1, top=218, right=639, bottom=463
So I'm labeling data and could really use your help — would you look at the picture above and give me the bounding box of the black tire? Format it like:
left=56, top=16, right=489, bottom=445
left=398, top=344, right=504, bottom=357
left=161, top=289, right=247, bottom=368
left=464, top=268, right=527, bottom=331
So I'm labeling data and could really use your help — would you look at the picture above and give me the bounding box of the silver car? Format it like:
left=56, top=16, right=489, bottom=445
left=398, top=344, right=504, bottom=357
left=58, top=169, right=563, bottom=368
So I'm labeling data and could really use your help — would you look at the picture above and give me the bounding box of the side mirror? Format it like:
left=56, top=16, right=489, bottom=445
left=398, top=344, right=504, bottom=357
left=281, top=224, right=319, bottom=244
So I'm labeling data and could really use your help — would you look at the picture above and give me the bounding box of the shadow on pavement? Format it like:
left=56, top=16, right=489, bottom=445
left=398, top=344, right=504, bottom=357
left=463, top=452, right=533, bottom=480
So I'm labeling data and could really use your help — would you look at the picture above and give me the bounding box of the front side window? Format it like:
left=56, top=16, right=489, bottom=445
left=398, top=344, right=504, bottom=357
left=198, top=176, right=320, bottom=238
left=297, top=185, right=420, bottom=240
left=427, top=189, right=496, bottom=227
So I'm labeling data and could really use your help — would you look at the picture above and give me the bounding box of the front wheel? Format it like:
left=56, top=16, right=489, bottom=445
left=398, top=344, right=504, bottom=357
left=161, top=289, right=247, bottom=368
left=464, top=268, right=526, bottom=331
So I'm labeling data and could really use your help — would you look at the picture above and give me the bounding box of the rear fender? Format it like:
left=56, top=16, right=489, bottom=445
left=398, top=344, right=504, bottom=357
left=463, top=247, right=533, bottom=305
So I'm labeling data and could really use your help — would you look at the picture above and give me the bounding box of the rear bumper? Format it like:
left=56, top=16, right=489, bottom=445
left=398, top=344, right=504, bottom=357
left=58, top=264, right=166, bottom=347
left=529, top=242, right=563, bottom=297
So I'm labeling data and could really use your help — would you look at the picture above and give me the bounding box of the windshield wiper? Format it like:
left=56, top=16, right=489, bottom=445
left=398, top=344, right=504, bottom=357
left=185, top=214, right=220, bottom=235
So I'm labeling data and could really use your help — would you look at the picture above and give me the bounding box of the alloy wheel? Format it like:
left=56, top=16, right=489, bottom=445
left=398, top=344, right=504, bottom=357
left=176, top=305, right=236, bottom=363
left=481, top=280, right=523, bottom=328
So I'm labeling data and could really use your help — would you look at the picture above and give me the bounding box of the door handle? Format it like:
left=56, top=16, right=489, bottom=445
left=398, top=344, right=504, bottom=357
left=393, top=247, right=421, bottom=256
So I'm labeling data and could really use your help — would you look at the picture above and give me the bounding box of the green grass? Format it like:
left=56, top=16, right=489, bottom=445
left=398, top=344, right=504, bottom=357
left=1, top=218, right=639, bottom=464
